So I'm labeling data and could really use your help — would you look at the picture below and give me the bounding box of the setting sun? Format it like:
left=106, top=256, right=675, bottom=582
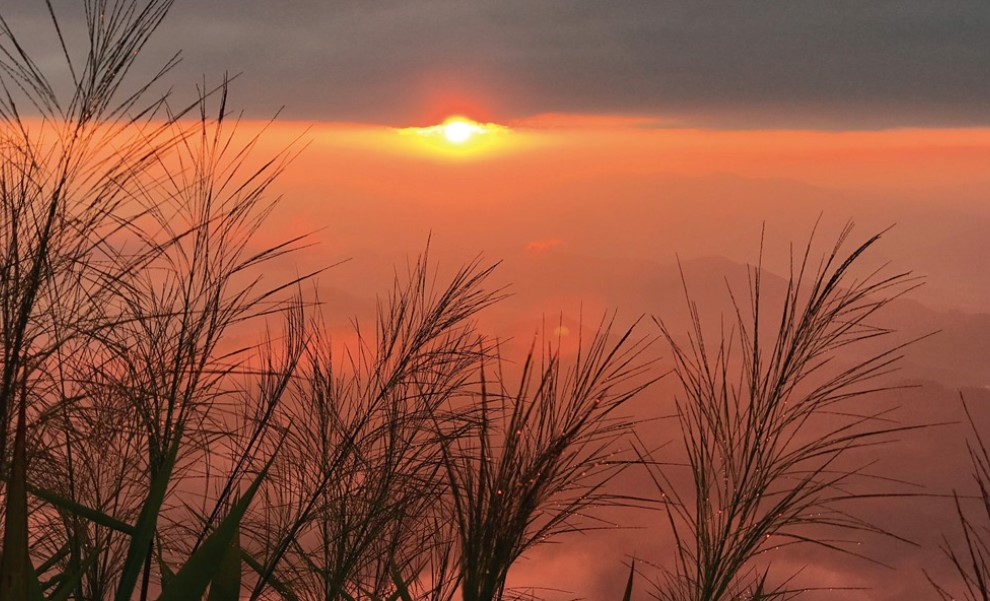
left=397, top=116, right=512, bottom=157
left=443, top=119, right=476, bottom=143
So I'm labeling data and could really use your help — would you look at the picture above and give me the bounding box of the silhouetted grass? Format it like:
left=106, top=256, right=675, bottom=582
left=243, top=254, right=502, bottom=601
left=438, top=316, right=657, bottom=601
left=1, top=2, right=308, bottom=599
left=0, top=3, right=943, bottom=601
left=648, top=224, right=921, bottom=601
left=928, top=396, right=990, bottom=601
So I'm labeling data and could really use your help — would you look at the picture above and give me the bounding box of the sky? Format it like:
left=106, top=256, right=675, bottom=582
left=6, top=1, right=990, bottom=128
left=5, top=2, right=990, bottom=600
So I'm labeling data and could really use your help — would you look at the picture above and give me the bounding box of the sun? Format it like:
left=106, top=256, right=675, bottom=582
left=443, top=119, right=475, bottom=144
left=396, top=116, right=512, bottom=157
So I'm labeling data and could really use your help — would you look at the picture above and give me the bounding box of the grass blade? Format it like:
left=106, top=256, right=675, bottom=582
left=0, top=400, right=44, bottom=601
left=27, top=484, right=135, bottom=535
left=157, top=457, right=271, bottom=601
left=241, top=551, right=300, bottom=601
left=114, top=428, right=184, bottom=601
left=621, top=560, right=635, bottom=601
left=206, top=525, right=241, bottom=601
left=47, top=549, right=101, bottom=601
left=390, top=566, right=415, bottom=601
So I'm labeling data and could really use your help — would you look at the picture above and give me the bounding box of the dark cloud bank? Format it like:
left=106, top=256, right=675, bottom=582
left=5, top=0, right=990, bottom=128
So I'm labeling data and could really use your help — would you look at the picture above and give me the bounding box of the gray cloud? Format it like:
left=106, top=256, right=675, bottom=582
left=5, top=0, right=990, bottom=128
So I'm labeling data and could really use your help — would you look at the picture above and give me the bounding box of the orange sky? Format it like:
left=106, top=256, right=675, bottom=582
left=126, top=114, right=990, bottom=600
left=277, top=118, right=990, bottom=187
left=232, top=117, right=990, bottom=317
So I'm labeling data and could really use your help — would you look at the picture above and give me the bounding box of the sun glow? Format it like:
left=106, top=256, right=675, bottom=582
left=443, top=119, right=477, bottom=143
left=397, top=116, right=511, bottom=157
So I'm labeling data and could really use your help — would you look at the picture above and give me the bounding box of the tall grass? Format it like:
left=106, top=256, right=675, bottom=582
left=438, top=317, right=657, bottom=601
left=649, top=225, right=921, bottom=600
left=929, top=396, right=990, bottom=601
left=0, top=2, right=309, bottom=599
left=243, top=255, right=502, bottom=601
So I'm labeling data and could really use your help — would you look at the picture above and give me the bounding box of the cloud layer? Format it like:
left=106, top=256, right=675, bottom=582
left=6, top=1, right=990, bottom=127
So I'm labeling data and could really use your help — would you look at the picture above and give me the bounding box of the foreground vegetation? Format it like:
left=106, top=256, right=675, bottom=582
left=0, top=2, right=986, bottom=600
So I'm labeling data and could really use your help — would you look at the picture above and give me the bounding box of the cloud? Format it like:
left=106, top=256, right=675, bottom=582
left=526, top=239, right=563, bottom=253
left=5, top=1, right=989, bottom=128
